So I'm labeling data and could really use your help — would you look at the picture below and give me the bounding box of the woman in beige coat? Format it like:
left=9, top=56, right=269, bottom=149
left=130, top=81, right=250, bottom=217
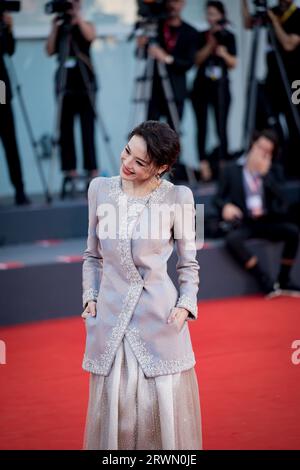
left=81, top=121, right=202, bottom=450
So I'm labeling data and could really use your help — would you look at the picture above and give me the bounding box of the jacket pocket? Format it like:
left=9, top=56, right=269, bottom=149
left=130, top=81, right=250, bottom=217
left=168, top=317, right=186, bottom=334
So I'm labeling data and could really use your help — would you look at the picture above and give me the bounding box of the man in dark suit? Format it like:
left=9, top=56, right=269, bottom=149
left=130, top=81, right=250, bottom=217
left=136, top=0, right=198, bottom=129
left=215, top=129, right=300, bottom=295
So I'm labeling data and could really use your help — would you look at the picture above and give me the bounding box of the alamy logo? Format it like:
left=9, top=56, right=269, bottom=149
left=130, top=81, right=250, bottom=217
left=291, top=80, right=300, bottom=105
left=291, top=340, right=300, bottom=365
left=0, top=80, right=6, bottom=104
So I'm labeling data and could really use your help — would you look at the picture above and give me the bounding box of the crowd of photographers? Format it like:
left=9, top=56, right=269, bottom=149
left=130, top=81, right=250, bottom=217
left=2, top=0, right=300, bottom=195
left=1, top=0, right=300, bottom=292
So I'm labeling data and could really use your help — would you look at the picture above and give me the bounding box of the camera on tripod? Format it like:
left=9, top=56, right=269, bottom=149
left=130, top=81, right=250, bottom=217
left=137, top=0, right=167, bottom=21
left=45, top=0, right=74, bottom=23
left=45, top=0, right=72, bottom=14
left=253, top=0, right=269, bottom=20
left=134, top=0, right=168, bottom=41
left=0, top=1, right=21, bottom=14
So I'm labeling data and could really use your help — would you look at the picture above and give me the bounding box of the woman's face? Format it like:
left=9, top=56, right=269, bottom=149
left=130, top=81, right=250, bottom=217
left=206, top=6, right=223, bottom=27
left=120, top=135, right=159, bottom=183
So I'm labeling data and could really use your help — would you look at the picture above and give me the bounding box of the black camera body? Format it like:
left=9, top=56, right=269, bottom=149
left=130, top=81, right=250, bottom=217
left=213, top=19, right=231, bottom=45
left=45, top=0, right=72, bottom=15
left=136, top=0, right=167, bottom=21
left=214, top=29, right=231, bottom=45
left=253, top=0, right=268, bottom=18
left=0, top=0, right=21, bottom=14
left=134, top=0, right=169, bottom=42
left=45, top=0, right=74, bottom=25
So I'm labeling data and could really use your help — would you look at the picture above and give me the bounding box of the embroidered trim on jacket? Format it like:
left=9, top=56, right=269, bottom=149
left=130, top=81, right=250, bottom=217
left=82, top=288, right=98, bottom=308
left=125, top=326, right=196, bottom=377
left=82, top=282, right=143, bottom=374
left=176, top=294, right=198, bottom=319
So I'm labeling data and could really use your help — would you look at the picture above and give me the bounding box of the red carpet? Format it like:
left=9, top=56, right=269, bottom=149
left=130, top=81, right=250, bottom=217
left=0, top=295, right=299, bottom=450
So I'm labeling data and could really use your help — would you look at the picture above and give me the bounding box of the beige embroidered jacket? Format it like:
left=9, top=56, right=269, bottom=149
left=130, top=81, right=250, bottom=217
left=82, top=175, right=200, bottom=378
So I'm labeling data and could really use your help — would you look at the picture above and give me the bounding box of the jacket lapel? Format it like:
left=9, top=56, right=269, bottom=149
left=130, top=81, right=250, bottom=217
left=108, top=176, right=174, bottom=276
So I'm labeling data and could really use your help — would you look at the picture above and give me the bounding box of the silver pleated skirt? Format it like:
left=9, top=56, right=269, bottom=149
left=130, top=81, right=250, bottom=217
left=83, top=336, right=202, bottom=450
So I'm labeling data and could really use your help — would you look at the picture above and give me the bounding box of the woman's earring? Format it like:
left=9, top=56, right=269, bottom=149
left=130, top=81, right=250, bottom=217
left=155, top=173, right=161, bottom=180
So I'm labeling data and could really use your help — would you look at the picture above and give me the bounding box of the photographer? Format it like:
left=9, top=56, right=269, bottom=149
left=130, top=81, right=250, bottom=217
left=0, top=12, right=31, bottom=205
left=136, top=0, right=198, bottom=129
left=46, top=0, right=99, bottom=182
left=242, top=0, right=300, bottom=178
left=191, top=1, right=237, bottom=182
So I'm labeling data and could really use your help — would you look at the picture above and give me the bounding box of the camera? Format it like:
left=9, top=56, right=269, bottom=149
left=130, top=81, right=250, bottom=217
left=45, top=0, right=74, bottom=25
left=45, top=0, right=72, bottom=15
left=253, top=0, right=268, bottom=18
left=133, top=0, right=168, bottom=42
left=136, top=0, right=167, bottom=21
left=0, top=0, right=21, bottom=14
left=213, top=18, right=230, bottom=44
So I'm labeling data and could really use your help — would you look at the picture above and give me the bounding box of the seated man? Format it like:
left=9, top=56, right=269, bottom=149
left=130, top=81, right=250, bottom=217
left=214, top=129, right=300, bottom=296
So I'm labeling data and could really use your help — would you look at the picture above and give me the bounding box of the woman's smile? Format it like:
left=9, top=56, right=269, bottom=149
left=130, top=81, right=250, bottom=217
left=121, top=164, right=135, bottom=176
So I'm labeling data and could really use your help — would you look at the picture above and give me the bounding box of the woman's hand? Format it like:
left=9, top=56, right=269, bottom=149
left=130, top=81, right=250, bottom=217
left=167, top=307, right=189, bottom=332
left=216, top=45, right=228, bottom=59
left=207, top=32, right=218, bottom=51
left=81, top=300, right=97, bottom=320
left=52, top=15, right=63, bottom=29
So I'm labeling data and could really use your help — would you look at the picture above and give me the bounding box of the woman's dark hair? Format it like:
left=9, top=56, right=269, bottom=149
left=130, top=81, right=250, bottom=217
left=206, top=1, right=226, bottom=18
left=128, top=121, right=180, bottom=178
left=249, top=128, right=280, bottom=159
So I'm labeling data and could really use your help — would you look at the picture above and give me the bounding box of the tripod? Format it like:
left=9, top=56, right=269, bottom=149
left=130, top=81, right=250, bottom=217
left=244, top=18, right=300, bottom=150
left=129, top=26, right=196, bottom=185
left=0, top=18, right=51, bottom=204
left=49, top=20, right=117, bottom=199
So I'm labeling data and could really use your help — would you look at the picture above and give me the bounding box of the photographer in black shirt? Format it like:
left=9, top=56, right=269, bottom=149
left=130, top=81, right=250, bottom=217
left=0, top=13, right=31, bottom=205
left=46, top=0, right=99, bottom=181
left=136, top=0, right=198, bottom=130
left=242, top=0, right=300, bottom=178
left=191, top=1, right=237, bottom=182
